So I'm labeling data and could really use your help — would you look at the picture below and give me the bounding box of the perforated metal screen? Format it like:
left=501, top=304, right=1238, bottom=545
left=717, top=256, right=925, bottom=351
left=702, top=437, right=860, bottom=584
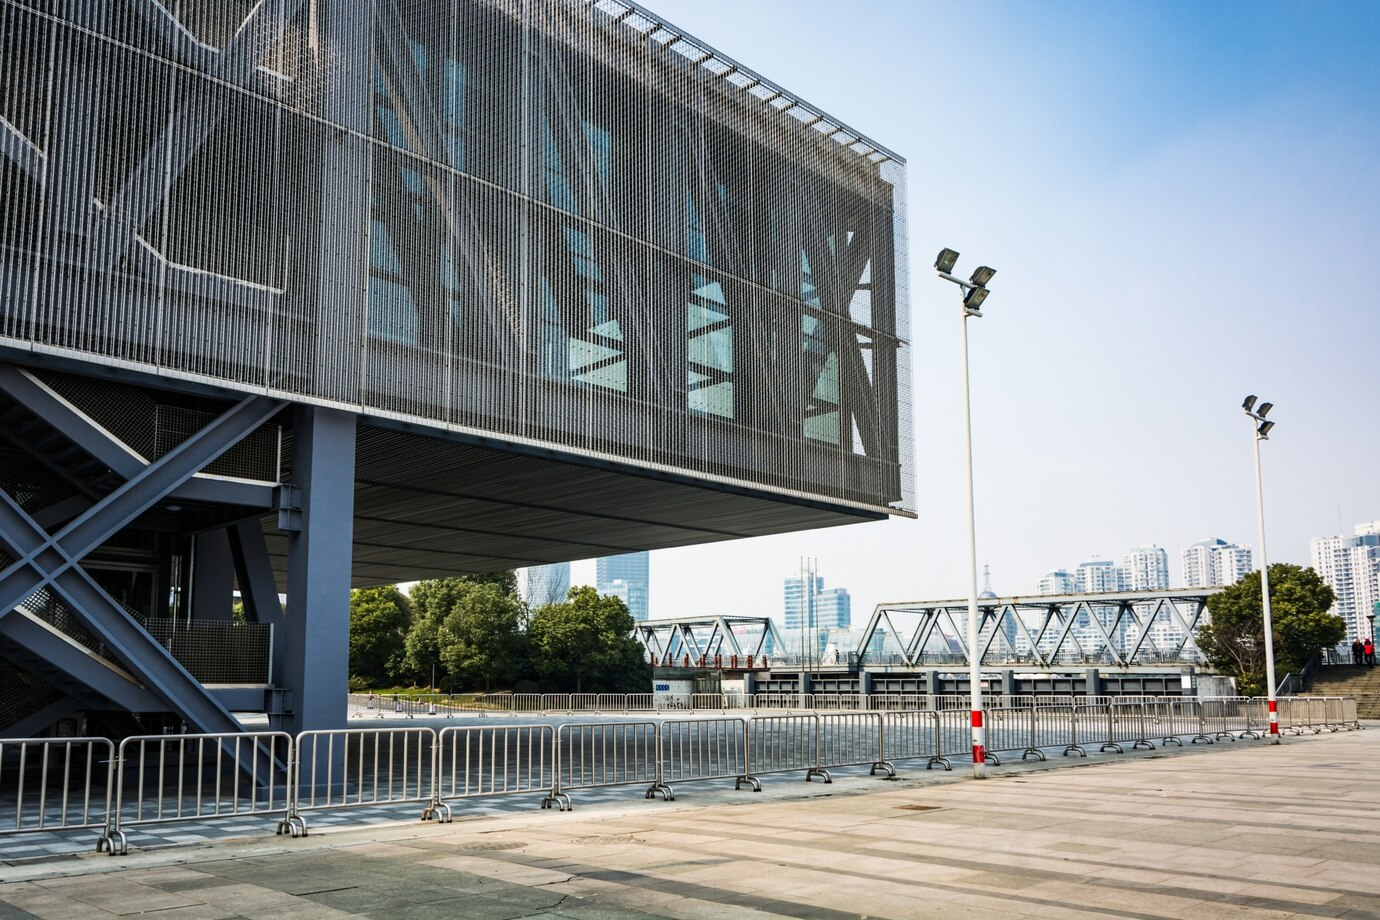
left=0, top=0, right=913, bottom=516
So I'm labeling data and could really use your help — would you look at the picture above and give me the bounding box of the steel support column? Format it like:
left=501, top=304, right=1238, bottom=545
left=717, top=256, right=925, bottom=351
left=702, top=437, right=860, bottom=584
left=280, top=406, right=356, bottom=735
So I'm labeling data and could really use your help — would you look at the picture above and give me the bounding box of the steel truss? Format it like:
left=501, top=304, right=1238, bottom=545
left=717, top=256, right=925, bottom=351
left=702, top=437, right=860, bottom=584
left=857, top=590, right=1219, bottom=669
left=634, top=615, right=785, bottom=664
left=0, top=363, right=284, bottom=737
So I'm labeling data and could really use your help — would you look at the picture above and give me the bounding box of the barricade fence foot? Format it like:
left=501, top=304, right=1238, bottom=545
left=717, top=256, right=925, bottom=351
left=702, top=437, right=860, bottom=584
left=1062, top=745, right=1086, bottom=758
left=1101, top=743, right=1124, bottom=754
left=926, top=756, right=951, bottom=771
left=644, top=782, right=674, bottom=801
left=870, top=760, right=896, bottom=778
left=421, top=801, right=452, bottom=823
left=1021, top=748, right=1046, bottom=762
left=734, top=774, right=762, bottom=792
left=805, top=768, right=833, bottom=784
left=1191, top=735, right=1213, bottom=744
left=1133, top=740, right=1155, bottom=751
left=97, top=828, right=127, bottom=857
left=1214, top=732, right=1235, bottom=741
left=984, top=752, right=1001, bottom=766
left=1162, top=737, right=1183, bottom=747
left=540, top=792, right=572, bottom=811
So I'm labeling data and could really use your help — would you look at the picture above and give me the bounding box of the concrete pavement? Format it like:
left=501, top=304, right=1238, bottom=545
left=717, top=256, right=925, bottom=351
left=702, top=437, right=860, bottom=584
left=3, top=727, right=1379, bottom=919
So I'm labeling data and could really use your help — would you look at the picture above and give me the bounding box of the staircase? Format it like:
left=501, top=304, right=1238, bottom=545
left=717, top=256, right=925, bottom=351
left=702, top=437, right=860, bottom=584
left=1308, top=664, right=1380, bottom=719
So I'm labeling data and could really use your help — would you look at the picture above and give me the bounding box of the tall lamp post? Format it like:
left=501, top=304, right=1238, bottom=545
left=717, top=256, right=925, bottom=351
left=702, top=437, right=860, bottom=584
left=936, top=248, right=996, bottom=778
left=1242, top=395, right=1279, bottom=744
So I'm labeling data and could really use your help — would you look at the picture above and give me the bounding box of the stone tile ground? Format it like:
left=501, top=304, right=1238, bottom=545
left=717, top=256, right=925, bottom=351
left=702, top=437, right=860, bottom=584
left=3, top=728, right=1379, bottom=919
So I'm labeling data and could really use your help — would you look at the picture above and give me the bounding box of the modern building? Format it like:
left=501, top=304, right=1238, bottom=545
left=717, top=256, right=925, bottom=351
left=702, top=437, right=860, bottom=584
left=596, top=552, right=650, bottom=621
left=1122, top=546, right=1170, bottom=591
left=522, top=563, right=571, bottom=608
left=0, top=0, right=911, bottom=738
left=1181, top=538, right=1252, bottom=589
left=1038, top=570, right=1078, bottom=596
left=784, top=573, right=850, bottom=655
left=784, top=574, right=825, bottom=634
left=1077, top=559, right=1126, bottom=594
left=1311, top=522, right=1380, bottom=643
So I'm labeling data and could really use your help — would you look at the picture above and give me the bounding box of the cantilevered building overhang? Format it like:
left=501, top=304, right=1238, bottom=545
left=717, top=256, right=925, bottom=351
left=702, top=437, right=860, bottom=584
left=0, top=0, right=911, bottom=735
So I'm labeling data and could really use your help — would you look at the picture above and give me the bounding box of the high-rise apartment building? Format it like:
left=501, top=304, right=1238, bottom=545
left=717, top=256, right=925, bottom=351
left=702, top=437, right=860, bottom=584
left=596, top=552, right=650, bottom=621
left=1122, top=545, right=1170, bottom=590
left=1077, top=559, right=1126, bottom=594
left=522, top=563, right=571, bottom=608
left=1038, top=570, right=1077, bottom=595
left=1181, top=538, right=1252, bottom=588
left=1311, top=522, right=1380, bottom=642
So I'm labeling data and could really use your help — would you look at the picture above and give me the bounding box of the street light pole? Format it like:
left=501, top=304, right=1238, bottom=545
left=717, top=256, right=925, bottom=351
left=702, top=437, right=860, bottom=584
left=1243, top=395, right=1279, bottom=744
left=937, top=248, right=996, bottom=779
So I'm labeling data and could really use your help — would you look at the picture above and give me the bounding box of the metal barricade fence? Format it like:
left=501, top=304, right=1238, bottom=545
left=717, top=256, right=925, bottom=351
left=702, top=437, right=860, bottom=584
left=746, top=714, right=824, bottom=781
left=434, top=724, right=556, bottom=814
left=815, top=712, right=891, bottom=779
left=287, top=727, right=439, bottom=836
left=983, top=707, right=1042, bottom=763
left=0, top=738, right=114, bottom=850
left=750, top=693, right=807, bottom=711
left=623, top=693, right=656, bottom=711
left=550, top=721, right=660, bottom=810
left=878, top=710, right=946, bottom=769
left=102, top=732, right=291, bottom=856
left=934, top=694, right=968, bottom=710
left=868, top=693, right=932, bottom=711
left=690, top=693, right=725, bottom=712
left=657, top=718, right=752, bottom=794
left=508, top=694, right=543, bottom=714
left=722, top=694, right=752, bottom=710
left=1036, top=704, right=1075, bottom=756
left=1200, top=697, right=1249, bottom=740
left=1109, top=701, right=1155, bottom=751
left=1306, top=697, right=1327, bottom=732
left=935, top=708, right=973, bottom=764
left=1153, top=700, right=1207, bottom=745
left=541, top=694, right=570, bottom=713
left=812, top=694, right=866, bottom=711
left=1277, top=697, right=1308, bottom=735
left=1068, top=701, right=1110, bottom=755
left=568, top=694, right=600, bottom=713
left=1322, top=697, right=1346, bottom=731
left=1342, top=697, right=1361, bottom=729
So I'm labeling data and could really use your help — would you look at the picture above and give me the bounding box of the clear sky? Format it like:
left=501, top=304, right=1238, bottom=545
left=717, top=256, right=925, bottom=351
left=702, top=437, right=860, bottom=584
left=570, top=0, right=1380, bottom=621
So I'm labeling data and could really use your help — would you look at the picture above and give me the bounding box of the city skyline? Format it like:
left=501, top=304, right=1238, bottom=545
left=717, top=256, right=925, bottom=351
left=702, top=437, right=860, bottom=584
left=565, top=0, right=1379, bottom=622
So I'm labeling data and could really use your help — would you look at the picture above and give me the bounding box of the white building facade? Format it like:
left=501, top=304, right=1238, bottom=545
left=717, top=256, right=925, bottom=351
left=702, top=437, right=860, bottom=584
left=1181, top=538, right=1252, bottom=589
left=1311, top=521, right=1380, bottom=643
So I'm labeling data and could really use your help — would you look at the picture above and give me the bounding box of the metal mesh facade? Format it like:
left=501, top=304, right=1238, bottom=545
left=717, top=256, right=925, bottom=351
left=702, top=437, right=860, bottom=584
left=0, top=0, right=913, bottom=515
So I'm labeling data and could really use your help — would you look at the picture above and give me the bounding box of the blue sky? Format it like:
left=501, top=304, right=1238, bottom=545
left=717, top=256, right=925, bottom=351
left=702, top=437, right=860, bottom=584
left=573, top=0, right=1380, bottom=619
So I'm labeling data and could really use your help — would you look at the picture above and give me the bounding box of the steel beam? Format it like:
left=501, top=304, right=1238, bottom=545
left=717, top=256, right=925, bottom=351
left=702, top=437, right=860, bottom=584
left=0, top=609, right=161, bottom=713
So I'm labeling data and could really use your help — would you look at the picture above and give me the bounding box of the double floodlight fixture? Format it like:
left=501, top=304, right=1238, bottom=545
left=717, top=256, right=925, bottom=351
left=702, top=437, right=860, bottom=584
left=1243, top=394, right=1276, bottom=439
left=935, top=248, right=997, bottom=317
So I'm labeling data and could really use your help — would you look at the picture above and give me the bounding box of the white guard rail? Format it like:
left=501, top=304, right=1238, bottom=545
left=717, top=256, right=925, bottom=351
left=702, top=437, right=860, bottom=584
left=549, top=721, right=660, bottom=810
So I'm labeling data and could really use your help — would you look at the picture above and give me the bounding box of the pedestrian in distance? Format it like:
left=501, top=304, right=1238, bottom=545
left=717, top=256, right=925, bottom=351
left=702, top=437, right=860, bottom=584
left=1352, top=638, right=1364, bottom=667
left=1366, top=637, right=1376, bottom=667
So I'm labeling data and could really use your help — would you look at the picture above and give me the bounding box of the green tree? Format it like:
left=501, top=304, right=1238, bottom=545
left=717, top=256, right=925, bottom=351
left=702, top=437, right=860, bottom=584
left=464, top=570, right=519, bottom=598
left=439, top=582, right=528, bottom=691
left=1197, top=563, right=1343, bottom=695
left=403, top=578, right=471, bottom=686
left=527, top=586, right=649, bottom=693
left=349, top=585, right=412, bottom=685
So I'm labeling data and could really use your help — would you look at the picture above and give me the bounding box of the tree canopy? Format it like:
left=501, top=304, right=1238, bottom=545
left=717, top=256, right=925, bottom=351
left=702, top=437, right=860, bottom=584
left=1196, top=563, right=1343, bottom=695
left=528, top=586, right=648, bottom=693
left=439, top=582, right=527, bottom=691
left=348, top=586, right=412, bottom=684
